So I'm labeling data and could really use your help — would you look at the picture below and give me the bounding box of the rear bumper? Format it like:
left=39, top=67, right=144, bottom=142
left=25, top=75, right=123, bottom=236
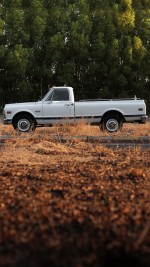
left=3, top=118, right=12, bottom=125
left=141, top=115, right=148, bottom=123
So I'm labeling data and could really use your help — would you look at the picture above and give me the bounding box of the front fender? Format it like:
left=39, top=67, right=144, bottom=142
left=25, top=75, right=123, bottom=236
left=12, top=110, right=37, bottom=124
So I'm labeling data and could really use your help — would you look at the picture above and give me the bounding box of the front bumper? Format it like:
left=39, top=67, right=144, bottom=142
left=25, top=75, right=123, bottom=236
left=3, top=118, right=12, bottom=125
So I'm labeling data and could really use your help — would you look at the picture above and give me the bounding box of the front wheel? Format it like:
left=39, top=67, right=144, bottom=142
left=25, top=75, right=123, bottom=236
left=13, top=114, right=36, bottom=132
left=101, top=115, right=123, bottom=132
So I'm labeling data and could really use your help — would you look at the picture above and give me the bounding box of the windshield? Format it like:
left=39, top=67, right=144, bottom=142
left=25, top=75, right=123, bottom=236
left=41, top=88, right=53, bottom=101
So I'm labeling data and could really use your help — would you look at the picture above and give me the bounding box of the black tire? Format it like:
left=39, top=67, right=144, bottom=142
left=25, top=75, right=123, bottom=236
left=101, top=114, right=123, bottom=132
left=13, top=114, right=36, bottom=132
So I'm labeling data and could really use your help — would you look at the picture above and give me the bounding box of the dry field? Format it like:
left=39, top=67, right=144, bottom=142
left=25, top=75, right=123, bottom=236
left=0, top=122, right=150, bottom=267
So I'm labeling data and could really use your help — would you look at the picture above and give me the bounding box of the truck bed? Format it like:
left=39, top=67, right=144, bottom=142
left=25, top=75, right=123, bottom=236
left=79, top=98, right=140, bottom=102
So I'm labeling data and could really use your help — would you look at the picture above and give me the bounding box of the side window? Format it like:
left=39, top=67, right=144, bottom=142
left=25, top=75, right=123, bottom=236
left=52, top=89, right=69, bottom=101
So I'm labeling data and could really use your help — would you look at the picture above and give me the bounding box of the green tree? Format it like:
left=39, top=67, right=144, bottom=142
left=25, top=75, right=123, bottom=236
left=87, top=0, right=150, bottom=99
left=0, top=0, right=150, bottom=107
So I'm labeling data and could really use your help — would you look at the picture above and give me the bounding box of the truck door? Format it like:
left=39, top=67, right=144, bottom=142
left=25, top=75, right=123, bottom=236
left=42, top=88, right=74, bottom=124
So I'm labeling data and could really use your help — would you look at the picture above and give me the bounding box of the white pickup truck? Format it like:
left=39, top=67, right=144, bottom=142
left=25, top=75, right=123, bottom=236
left=3, top=86, right=148, bottom=132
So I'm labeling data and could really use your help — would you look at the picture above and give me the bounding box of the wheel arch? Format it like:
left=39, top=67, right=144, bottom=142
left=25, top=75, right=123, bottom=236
left=101, top=110, right=125, bottom=122
left=12, top=111, right=37, bottom=125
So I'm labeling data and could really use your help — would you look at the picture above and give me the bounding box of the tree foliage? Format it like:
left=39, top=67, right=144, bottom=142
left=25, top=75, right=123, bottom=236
left=0, top=0, right=150, bottom=106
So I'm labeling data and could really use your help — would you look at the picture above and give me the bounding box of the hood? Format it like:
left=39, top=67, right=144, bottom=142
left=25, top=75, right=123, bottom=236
left=4, top=102, right=39, bottom=108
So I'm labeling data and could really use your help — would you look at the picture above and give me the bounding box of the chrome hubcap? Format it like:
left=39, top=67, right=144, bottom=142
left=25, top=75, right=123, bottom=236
left=18, top=119, right=30, bottom=132
left=106, top=119, right=119, bottom=132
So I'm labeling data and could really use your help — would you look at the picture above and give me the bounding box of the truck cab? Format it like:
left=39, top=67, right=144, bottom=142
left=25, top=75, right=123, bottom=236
left=40, top=87, right=75, bottom=125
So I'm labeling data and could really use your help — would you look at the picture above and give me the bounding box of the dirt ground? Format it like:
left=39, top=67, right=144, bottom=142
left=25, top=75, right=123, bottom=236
left=0, top=123, right=150, bottom=267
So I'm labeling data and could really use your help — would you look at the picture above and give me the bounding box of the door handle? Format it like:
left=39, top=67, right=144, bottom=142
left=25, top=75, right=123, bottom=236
left=64, top=103, right=74, bottom=106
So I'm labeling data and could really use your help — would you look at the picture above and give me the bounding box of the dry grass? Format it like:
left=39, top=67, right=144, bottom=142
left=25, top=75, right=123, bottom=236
left=1, top=121, right=150, bottom=137
left=0, top=122, right=150, bottom=267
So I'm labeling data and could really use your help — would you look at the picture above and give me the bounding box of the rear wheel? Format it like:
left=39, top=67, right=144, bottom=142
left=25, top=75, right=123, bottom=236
left=13, top=114, right=36, bottom=132
left=101, top=115, right=123, bottom=132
